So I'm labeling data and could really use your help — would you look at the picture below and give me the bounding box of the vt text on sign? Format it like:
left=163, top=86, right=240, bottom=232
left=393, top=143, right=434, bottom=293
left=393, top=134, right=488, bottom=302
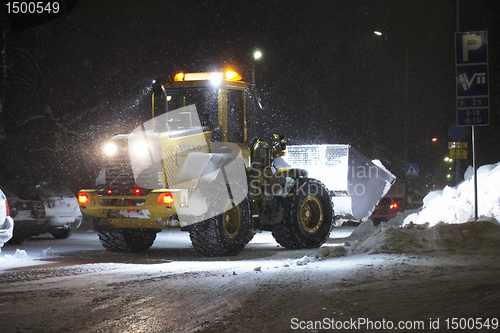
left=455, top=31, right=489, bottom=126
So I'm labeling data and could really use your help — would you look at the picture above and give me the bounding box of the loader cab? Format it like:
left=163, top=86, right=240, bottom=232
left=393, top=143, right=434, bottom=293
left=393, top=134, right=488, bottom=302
left=160, top=71, right=252, bottom=146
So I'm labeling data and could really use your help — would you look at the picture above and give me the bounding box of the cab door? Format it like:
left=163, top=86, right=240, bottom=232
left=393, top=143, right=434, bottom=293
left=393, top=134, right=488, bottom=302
left=218, top=86, right=249, bottom=144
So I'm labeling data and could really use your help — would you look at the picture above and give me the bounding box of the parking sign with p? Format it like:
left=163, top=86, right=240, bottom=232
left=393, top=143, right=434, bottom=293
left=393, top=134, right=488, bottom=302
left=455, top=31, right=489, bottom=126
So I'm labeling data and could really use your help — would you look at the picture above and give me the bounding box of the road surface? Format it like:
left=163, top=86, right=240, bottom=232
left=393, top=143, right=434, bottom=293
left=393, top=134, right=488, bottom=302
left=1, top=226, right=499, bottom=332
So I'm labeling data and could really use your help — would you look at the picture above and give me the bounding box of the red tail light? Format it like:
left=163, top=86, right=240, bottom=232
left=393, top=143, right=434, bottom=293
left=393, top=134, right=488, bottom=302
left=78, top=193, right=90, bottom=205
left=107, top=189, right=113, bottom=195
left=390, top=202, right=399, bottom=210
left=5, top=200, right=9, bottom=217
left=134, top=188, right=141, bottom=195
left=158, top=192, right=174, bottom=204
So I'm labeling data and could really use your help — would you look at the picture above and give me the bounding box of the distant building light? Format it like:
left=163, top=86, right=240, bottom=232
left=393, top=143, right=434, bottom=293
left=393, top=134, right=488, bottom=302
left=374, top=31, right=383, bottom=36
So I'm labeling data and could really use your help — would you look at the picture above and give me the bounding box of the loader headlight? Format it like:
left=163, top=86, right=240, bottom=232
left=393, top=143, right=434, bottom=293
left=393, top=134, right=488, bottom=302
left=103, top=142, right=118, bottom=156
left=130, top=140, right=151, bottom=157
left=209, top=72, right=223, bottom=86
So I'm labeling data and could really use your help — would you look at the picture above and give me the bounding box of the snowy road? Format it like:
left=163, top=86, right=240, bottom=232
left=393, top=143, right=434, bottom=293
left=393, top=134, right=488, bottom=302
left=0, top=227, right=354, bottom=268
left=1, top=226, right=500, bottom=332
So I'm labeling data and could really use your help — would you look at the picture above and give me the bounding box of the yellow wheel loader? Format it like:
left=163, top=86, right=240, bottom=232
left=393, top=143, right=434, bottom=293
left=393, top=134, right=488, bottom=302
left=78, top=70, right=334, bottom=256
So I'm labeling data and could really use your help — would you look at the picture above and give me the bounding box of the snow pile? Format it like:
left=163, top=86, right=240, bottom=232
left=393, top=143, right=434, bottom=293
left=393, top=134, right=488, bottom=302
left=0, top=249, right=32, bottom=270
left=42, top=247, right=53, bottom=256
left=346, top=219, right=376, bottom=240
left=0, top=248, right=57, bottom=271
left=351, top=218, right=500, bottom=254
left=346, top=163, right=500, bottom=254
left=404, top=163, right=500, bottom=226
left=7, top=249, right=29, bottom=260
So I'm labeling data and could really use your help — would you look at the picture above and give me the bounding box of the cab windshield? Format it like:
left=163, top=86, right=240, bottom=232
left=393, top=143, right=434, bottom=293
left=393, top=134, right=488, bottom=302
left=165, top=87, right=219, bottom=131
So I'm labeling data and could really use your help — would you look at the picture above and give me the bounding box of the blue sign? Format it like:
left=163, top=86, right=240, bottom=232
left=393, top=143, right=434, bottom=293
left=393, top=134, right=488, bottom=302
left=456, top=64, right=488, bottom=97
left=455, top=32, right=488, bottom=64
left=457, top=108, right=490, bottom=126
left=406, top=164, right=418, bottom=178
left=455, top=31, right=489, bottom=127
left=457, top=97, right=488, bottom=108
left=449, top=123, right=467, bottom=141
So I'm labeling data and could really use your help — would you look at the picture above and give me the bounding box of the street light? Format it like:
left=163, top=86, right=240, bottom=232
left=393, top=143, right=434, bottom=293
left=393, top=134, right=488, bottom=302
left=252, top=50, right=262, bottom=84
left=254, top=50, right=262, bottom=61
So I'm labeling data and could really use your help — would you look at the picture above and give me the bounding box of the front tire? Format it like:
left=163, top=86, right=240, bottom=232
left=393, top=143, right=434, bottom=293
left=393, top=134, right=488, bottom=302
left=94, top=219, right=158, bottom=253
left=189, top=195, right=253, bottom=257
left=272, top=178, right=333, bottom=249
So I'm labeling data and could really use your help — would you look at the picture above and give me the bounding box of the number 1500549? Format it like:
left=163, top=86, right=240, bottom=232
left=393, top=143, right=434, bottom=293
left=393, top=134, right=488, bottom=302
left=6, top=2, right=60, bottom=14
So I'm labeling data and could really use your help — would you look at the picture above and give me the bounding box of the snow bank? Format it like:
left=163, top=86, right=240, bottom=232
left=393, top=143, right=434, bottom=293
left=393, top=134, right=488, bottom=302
left=404, top=163, right=500, bottom=226
left=347, top=162, right=500, bottom=254
left=351, top=218, right=500, bottom=254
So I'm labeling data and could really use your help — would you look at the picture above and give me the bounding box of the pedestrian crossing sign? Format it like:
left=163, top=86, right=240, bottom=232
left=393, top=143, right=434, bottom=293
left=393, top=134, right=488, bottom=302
left=406, top=163, right=418, bottom=178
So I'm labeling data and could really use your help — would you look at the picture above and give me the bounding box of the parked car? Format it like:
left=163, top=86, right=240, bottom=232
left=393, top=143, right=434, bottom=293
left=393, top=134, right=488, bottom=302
left=35, top=183, right=82, bottom=239
left=0, top=189, right=14, bottom=248
left=370, top=180, right=406, bottom=225
left=0, top=187, right=49, bottom=245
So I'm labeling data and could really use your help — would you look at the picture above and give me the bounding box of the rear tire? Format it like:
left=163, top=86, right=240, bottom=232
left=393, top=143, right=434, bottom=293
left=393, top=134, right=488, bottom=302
left=272, top=178, right=333, bottom=249
left=7, top=228, right=25, bottom=245
left=51, top=229, right=72, bottom=239
left=189, top=195, right=253, bottom=257
left=94, top=219, right=157, bottom=253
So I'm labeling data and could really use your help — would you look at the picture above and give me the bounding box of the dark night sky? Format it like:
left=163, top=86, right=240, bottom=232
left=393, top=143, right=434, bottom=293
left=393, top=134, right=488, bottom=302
left=1, top=0, right=499, bottom=191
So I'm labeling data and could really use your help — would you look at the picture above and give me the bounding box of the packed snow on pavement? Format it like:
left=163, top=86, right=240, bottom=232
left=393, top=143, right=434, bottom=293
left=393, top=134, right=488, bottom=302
left=1, top=164, right=500, bottom=332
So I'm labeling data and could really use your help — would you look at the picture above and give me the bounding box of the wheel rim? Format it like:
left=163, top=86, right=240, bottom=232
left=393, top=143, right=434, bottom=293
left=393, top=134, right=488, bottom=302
left=299, top=196, right=323, bottom=233
left=223, top=199, right=241, bottom=239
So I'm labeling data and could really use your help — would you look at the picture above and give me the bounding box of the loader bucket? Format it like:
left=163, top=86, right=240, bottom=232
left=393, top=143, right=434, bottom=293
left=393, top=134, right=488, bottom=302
left=283, top=145, right=395, bottom=221
left=347, top=147, right=395, bottom=221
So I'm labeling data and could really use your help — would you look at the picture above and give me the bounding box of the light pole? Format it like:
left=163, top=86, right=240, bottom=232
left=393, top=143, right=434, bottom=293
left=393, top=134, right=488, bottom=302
left=373, top=31, right=408, bottom=167
left=373, top=31, right=411, bottom=205
left=252, top=50, right=262, bottom=84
